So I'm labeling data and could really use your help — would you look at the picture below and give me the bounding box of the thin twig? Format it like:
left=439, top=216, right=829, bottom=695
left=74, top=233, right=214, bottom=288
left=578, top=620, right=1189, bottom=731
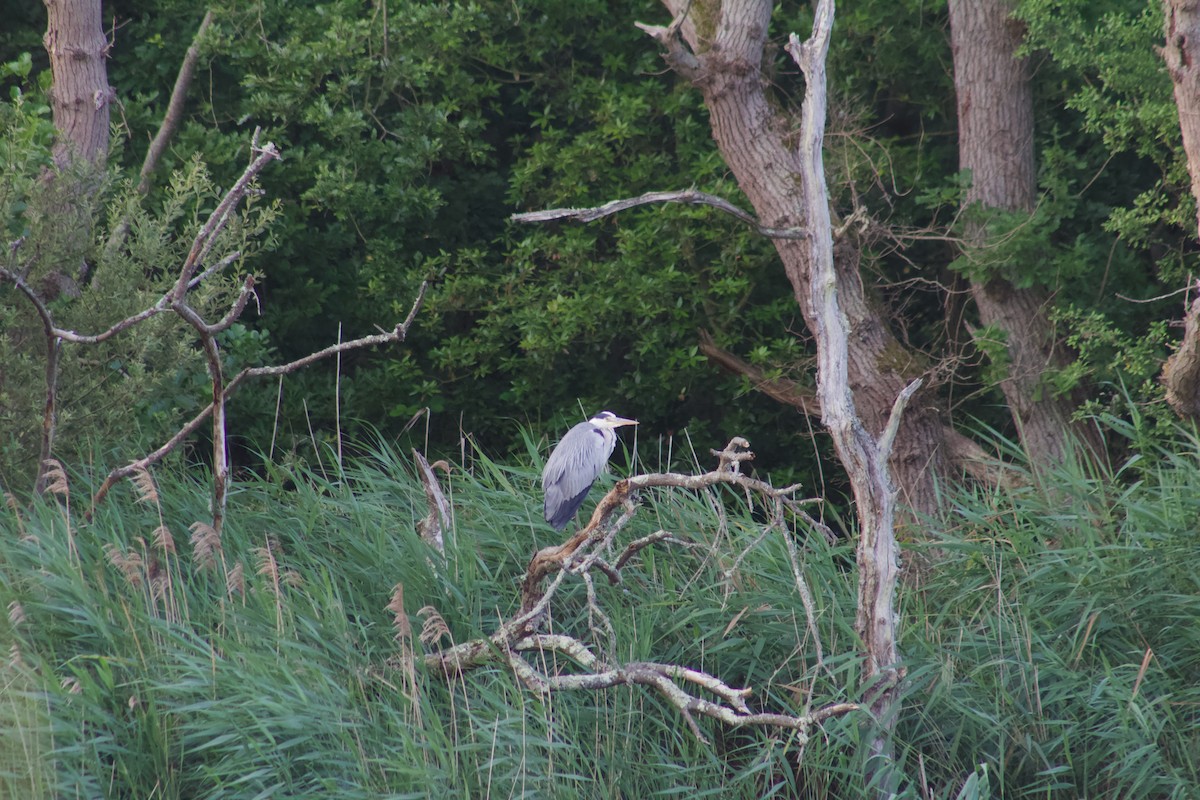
left=88, top=281, right=428, bottom=515
left=878, top=378, right=923, bottom=461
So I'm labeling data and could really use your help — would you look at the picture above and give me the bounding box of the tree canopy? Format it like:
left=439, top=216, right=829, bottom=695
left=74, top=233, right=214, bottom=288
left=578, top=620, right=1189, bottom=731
left=2, top=0, right=1194, bottom=491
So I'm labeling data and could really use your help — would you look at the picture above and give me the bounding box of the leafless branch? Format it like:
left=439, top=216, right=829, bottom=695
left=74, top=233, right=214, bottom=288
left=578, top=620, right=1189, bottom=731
left=878, top=378, right=923, bottom=461
left=613, top=529, right=698, bottom=571
left=203, top=275, right=258, bottom=335
left=138, top=10, right=214, bottom=194
left=511, top=189, right=808, bottom=240
left=782, top=524, right=824, bottom=668
left=458, top=628, right=858, bottom=747
left=788, top=2, right=909, bottom=786
left=187, top=250, right=243, bottom=293
left=634, top=18, right=703, bottom=80
left=414, top=438, right=847, bottom=744
left=42, top=298, right=171, bottom=344
left=89, top=281, right=428, bottom=515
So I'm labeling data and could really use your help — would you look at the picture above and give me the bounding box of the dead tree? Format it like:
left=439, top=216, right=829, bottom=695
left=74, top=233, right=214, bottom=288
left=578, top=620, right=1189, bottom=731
left=1, top=137, right=428, bottom=540
left=513, top=0, right=913, bottom=790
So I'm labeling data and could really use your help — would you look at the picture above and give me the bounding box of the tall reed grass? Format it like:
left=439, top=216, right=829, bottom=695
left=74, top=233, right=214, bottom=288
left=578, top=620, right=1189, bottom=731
left=1, top=421, right=1198, bottom=797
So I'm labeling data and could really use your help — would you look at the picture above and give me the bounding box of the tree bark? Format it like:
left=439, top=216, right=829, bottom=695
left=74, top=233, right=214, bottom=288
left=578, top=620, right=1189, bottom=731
left=949, top=0, right=1103, bottom=466
left=1161, top=1, right=1200, bottom=419
left=784, top=10, right=912, bottom=785
left=1164, top=0, right=1200, bottom=237
left=642, top=0, right=953, bottom=524
left=1162, top=288, right=1200, bottom=418
left=43, top=0, right=113, bottom=167
left=641, top=2, right=915, bottom=786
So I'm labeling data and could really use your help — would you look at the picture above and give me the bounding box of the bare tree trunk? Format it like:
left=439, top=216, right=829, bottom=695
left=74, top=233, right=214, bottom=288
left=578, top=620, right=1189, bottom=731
left=1161, top=1, right=1200, bottom=418
left=949, top=0, right=1103, bottom=466
left=785, top=9, right=912, bottom=787
left=1164, top=0, right=1200, bottom=237
left=29, top=0, right=113, bottom=492
left=640, top=1, right=914, bottom=789
left=641, top=0, right=953, bottom=524
left=43, top=0, right=113, bottom=167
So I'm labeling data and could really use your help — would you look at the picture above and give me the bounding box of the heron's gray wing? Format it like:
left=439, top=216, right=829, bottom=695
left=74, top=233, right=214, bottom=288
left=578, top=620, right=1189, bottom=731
left=542, top=422, right=613, bottom=530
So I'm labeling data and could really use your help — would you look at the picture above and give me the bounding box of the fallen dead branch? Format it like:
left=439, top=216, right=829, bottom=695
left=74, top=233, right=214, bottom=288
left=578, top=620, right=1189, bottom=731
left=412, top=438, right=854, bottom=745
left=413, top=450, right=451, bottom=553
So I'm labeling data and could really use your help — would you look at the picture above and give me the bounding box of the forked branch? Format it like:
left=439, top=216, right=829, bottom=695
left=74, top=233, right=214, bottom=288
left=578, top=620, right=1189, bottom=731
left=416, top=438, right=848, bottom=744
left=88, top=281, right=428, bottom=515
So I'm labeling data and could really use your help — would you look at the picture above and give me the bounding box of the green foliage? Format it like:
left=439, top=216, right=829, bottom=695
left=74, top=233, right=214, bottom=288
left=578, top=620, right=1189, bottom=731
left=1018, top=0, right=1198, bottom=280
left=1, top=0, right=1196, bottom=507
left=0, top=65, right=53, bottom=237
left=5, top=0, right=1187, bottom=484
left=3, top=0, right=824, bottom=472
left=1046, top=305, right=1173, bottom=423
left=1017, top=2, right=1172, bottom=163
left=968, top=323, right=1012, bottom=389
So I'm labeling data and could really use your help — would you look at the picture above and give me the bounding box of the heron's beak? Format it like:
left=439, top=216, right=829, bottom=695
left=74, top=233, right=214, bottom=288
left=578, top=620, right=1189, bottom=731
left=612, top=416, right=638, bottom=428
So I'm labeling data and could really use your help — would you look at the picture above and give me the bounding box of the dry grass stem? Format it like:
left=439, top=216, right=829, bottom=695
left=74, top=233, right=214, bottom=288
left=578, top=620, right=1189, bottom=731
left=225, top=561, right=245, bottom=599
left=417, top=606, right=451, bottom=648
left=3, top=492, right=25, bottom=539
left=152, top=524, right=175, bottom=554
left=105, top=543, right=145, bottom=587
left=254, top=538, right=281, bottom=585
left=131, top=466, right=159, bottom=505
left=388, top=584, right=412, bottom=641
left=40, top=459, right=69, bottom=497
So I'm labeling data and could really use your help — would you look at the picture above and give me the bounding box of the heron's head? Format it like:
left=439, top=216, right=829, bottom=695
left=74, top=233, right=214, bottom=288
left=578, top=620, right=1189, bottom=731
left=589, top=411, right=638, bottom=430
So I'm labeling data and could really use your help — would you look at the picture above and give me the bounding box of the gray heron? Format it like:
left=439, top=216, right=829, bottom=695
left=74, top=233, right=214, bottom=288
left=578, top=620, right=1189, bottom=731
left=542, top=411, right=638, bottom=531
